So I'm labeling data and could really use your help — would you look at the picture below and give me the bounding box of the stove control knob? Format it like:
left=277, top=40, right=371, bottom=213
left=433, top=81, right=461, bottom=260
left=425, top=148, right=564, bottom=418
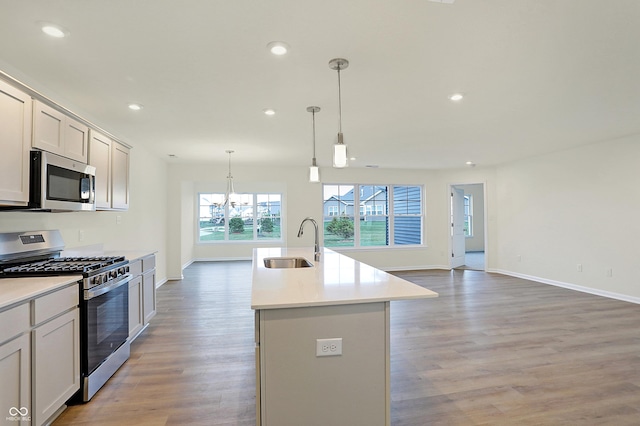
left=94, top=275, right=102, bottom=285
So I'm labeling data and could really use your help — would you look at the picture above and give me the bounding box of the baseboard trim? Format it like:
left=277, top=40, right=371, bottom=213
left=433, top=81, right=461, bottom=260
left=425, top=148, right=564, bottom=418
left=193, top=257, right=252, bottom=262
left=489, top=269, right=640, bottom=305
left=383, top=265, right=451, bottom=272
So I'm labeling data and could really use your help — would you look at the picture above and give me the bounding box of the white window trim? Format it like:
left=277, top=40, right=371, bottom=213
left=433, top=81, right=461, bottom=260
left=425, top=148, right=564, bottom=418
left=197, top=192, right=284, bottom=243
left=322, top=184, right=425, bottom=249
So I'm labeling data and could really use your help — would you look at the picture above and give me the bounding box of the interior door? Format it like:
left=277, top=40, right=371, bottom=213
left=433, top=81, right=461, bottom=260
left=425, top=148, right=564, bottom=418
left=451, top=187, right=466, bottom=268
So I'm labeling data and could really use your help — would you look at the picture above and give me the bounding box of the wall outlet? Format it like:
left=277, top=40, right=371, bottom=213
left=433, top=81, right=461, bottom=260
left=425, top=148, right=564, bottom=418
left=577, top=263, right=582, bottom=272
left=116, top=215, right=122, bottom=225
left=517, top=255, right=522, bottom=262
left=78, top=229, right=85, bottom=242
left=316, top=338, right=342, bottom=357
left=606, top=268, right=613, bottom=277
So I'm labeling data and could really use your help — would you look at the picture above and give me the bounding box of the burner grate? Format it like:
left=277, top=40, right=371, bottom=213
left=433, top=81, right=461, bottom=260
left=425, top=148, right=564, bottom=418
left=2, top=255, right=127, bottom=275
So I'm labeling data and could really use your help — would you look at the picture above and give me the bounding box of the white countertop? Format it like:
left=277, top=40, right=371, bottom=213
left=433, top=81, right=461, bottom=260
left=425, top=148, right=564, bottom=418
left=251, top=247, right=438, bottom=309
left=0, top=275, right=81, bottom=311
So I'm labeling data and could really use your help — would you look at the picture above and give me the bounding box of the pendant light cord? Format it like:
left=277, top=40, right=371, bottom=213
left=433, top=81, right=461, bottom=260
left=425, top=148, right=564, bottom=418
left=312, top=109, right=317, bottom=165
left=337, top=65, right=343, bottom=134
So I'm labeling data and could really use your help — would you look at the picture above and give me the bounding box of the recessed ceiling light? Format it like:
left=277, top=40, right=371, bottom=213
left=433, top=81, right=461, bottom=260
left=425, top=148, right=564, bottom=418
left=466, top=161, right=476, bottom=167
left=40, top=23, right=68, bottom=38
left=267, top=41, right=290, bottom=56
left=449, top=93, right=464, bottom=101
left=128, top=103, right=143, bottom=111
left=263, top=108, right=276, bottom=116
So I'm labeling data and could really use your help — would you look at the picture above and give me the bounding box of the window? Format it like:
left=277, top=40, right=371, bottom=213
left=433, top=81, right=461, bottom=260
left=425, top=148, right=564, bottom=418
left=198, top=193, right=282, bottom=242
left=322, top=184, right=423, bottom=248
left=393, top=185, right=422, bottom=245
left=464, top=195, right=473, bottom=237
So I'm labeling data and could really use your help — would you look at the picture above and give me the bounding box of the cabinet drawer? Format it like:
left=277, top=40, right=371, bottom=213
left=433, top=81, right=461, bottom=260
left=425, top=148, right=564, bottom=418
left=0, top=303, right=30, bottom=344
left=142, top=255, right=155, bottom=272
left=129, top=259, right=142, bottom=277
left=32, top=284, right=79, bottom=326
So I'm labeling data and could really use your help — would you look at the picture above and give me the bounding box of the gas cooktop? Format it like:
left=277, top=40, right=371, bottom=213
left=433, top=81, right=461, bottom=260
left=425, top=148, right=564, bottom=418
left=2, top=256, right=127, bottom=275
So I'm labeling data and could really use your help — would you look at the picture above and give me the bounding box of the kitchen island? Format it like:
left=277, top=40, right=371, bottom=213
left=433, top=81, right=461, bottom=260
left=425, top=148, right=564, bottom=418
left=252, top=247, right=438, bottom=426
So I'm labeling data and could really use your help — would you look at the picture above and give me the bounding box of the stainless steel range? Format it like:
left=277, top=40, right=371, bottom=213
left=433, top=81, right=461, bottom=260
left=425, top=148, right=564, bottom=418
left=0, top=230, right=132, bottom=402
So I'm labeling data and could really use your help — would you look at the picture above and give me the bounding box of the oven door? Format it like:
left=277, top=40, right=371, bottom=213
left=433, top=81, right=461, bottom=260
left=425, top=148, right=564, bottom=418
left=83, top=274, right=131, bottom=374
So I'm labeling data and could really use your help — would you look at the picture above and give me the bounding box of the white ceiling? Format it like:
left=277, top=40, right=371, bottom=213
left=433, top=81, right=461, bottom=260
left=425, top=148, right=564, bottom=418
left=1, top=0, right=639, bottom=169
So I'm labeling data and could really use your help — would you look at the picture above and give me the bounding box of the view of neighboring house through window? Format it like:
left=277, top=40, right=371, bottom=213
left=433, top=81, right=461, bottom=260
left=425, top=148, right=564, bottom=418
left=393, top=185, right=422, bottom=245
left=322, top=184, right=423, bottom=248
left=464, top=194, right=473, bottom=237
left=198, top=193, right=282, bottom=242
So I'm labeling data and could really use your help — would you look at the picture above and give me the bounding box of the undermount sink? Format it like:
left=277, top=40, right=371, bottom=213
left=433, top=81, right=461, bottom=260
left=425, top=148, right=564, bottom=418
left=263, top=256, right=313, bottom=269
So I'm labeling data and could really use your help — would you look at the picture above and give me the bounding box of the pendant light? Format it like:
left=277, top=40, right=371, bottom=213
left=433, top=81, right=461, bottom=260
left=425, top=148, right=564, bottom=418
left=223, top=150, right=237, bottom=207
left=329, top=58, right=349, bottom=168
left=307, top=106, right=321, bottom=183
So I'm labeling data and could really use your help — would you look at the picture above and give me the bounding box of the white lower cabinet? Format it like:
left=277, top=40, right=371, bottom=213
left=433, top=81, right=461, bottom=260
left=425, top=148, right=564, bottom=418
left=142, top=269, right=156, bottom=324
left=0, top=283, right=79, bottom=426
left=0, top=333, right=31, bottom=425
left=128, top=254, right=156, bottom=341
left=128, top=275, right=144, bottom=338
left=32, top=308, right=80, bottom=426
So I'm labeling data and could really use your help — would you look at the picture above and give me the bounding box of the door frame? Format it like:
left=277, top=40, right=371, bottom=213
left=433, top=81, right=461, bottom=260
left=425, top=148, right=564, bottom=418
left=448, top=182, right=488, bottom=270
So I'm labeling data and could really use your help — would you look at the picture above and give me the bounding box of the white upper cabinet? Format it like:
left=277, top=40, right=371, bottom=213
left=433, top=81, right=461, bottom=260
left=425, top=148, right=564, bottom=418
left=89, top=129, right=112, bottom=209
left=33, top=100, right=89, bottom=163
left=89, top=129, right=130, bottom=210
left=111, top=141, right=130, bottom=210
left=0, top=80, right=32, bottom=206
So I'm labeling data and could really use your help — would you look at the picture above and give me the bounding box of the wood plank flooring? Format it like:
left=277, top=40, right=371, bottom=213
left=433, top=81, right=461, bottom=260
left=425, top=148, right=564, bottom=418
left=54, top=262, right=640, bottom=425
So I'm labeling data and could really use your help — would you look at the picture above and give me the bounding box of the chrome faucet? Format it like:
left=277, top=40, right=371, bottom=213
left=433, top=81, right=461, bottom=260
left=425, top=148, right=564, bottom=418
left=297, top=217, right=321, bottom=261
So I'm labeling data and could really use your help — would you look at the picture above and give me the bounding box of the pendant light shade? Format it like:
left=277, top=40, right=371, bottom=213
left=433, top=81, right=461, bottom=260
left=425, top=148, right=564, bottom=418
left=329, top=58, right=349, bottom=168
left=307, top=106, right=321, bottom=183
left=223, top=150, right=237, bottom=207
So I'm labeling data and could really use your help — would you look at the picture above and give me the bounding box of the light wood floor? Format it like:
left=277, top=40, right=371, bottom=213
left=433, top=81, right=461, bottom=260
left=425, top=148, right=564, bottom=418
left=54, top=262, right=640, bottom=425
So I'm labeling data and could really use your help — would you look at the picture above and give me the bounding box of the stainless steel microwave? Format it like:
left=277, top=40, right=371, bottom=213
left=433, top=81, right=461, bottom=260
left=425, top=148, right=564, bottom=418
left=29, top=150, right=96, bottom=211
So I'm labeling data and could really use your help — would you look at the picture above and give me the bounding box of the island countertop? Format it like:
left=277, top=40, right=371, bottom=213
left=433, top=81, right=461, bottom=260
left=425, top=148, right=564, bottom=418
left=251, top=247, right=438, bottom=310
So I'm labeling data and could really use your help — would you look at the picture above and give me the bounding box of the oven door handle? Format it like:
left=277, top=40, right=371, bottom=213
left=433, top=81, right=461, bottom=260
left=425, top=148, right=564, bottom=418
left=84, top=273, right=133, bottom=300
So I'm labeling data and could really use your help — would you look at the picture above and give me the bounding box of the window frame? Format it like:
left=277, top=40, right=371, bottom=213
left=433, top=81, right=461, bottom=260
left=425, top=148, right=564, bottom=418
left=322, top=184, right=425, bottom=249
left=197, top=192, right=283, bottom=243
left=464, top=194, right=473, bottom=237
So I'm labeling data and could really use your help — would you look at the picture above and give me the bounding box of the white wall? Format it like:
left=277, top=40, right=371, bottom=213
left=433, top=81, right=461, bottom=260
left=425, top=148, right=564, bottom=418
left=165, top=163, right=490, bottom=274
left=0, top=145, right=169, bottom=284
left=493, top=135, right=640, bottom=299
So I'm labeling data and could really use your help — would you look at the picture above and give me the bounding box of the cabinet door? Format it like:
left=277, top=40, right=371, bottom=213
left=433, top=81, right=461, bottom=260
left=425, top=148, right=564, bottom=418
left=142, top=269, right=156, bottom=324
left=128, top=275, right=144, bottom=339
left=88, top=130, right=112, bottom=209
left=0, top=80, right=32, bottom=206
left=33, top=100, right=65, bottom=155
left=111, top=142, right=130, bottom=210
left=32, top=308, right=80, bottom=426
left=0, top=333, right=31, bottom=425
left=64, top=117, right=89, bottom=163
